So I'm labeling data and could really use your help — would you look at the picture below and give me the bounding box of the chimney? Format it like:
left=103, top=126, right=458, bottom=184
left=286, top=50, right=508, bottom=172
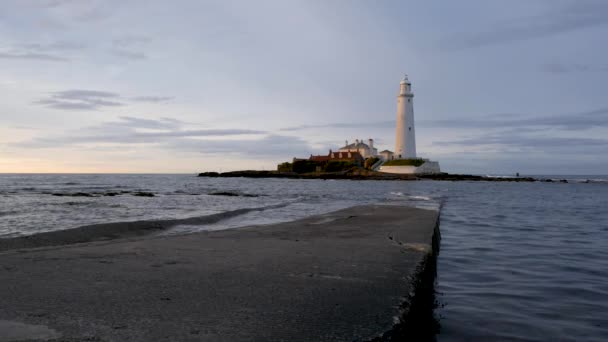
left=345, top=140, right=348, bottom=146
left=368, top=139, right=374, bottom=150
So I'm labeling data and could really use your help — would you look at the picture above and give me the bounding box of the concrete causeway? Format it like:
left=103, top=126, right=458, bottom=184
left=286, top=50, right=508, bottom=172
left=0, top=205, right=440, bottom=341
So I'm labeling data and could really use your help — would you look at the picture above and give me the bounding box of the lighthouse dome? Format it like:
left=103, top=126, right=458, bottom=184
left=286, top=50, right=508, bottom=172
left=400, top=74, right=410, bottom=84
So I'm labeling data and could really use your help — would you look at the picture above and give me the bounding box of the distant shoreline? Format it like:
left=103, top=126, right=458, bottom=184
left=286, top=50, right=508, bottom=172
left=198, top=170, right=546, bottom=182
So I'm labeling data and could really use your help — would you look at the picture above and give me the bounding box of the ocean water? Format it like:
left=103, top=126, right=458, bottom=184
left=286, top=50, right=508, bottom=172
left=1, top=174, right=607, bottom=341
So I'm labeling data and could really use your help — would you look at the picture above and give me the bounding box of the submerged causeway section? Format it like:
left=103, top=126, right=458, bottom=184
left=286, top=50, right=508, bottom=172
left=0, top=205, right=440, bottom=341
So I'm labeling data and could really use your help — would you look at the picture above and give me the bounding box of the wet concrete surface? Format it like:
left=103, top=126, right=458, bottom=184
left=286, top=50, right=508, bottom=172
left=0, top=205, right=439, bottom=342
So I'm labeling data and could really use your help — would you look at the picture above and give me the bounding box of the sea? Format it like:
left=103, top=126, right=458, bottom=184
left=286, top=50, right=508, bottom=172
left=1, top=173, right=607, bottom=341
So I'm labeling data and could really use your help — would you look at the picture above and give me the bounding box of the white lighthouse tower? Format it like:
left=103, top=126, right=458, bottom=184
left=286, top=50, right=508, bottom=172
left=394, top=74, right=416, bottom=159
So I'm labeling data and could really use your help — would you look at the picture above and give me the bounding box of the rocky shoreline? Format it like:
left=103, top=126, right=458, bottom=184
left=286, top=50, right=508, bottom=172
left=197, top=170, right=541, bottom=182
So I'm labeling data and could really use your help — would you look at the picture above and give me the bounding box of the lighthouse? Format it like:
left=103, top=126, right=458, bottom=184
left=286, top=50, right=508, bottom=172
left=394, top=74, right=416, bottom=159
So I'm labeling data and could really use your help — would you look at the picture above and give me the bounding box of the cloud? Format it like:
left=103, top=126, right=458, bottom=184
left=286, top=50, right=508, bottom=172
left=0, top=52, right=68, bottom=61
left=280, top=120, right=394, bottom=131
left=433, top=131, right=608, bottom=157
left=38, top=0, right=115, bottom=22
left=540, top=62, right=608, bottom=73
left=111, top=49, right=147, bottom=60
left=13, top=116, right=268, bottom=149
left=9, top=115, right=311, bottom=160
left=35, top=90, right=124, bottom=110
left=40, top=0, right=78, bottom=8
left=110, top=35, right=150, bottom=60
left=420, top=107, right=608, bottom=131
left=35, top=90, right=174, bottom=111
left=446, top=1, right=608, bottom=49
left=0, top=41, right=84, bottom=62
left=283, top=106, right=608, bottom=133
left=131, top=96, right=173, bottom=103
left=19, top=41, right=85, bottom=51
left=112, top=36, right=151, bottom=47
left=167, top=134, right=313, bottom=158
left=112, top=116, right=182, bottom=130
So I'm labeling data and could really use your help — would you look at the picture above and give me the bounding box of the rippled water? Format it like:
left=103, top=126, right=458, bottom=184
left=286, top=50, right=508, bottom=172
left=437, top=180, right=608, bottom=341
left=1, top=174, right=607, bottom=340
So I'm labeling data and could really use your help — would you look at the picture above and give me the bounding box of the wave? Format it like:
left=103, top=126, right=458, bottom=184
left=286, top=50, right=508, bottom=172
left=570, top=178, right=608, bottom=184
left=0, top=203, right=290, bottom=252
left=484, top=175, right=515, bottom=178
left=409, top=195, right=432, bottom=201
left=389, top=192, right=433, bottom=201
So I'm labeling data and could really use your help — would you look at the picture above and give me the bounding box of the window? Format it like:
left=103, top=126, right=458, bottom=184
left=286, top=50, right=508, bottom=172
left=409, top=127, right=411, bottom=131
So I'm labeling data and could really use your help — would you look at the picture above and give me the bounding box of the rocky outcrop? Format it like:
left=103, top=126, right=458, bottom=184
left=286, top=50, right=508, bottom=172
left=198, top=170, right=537, bottom=182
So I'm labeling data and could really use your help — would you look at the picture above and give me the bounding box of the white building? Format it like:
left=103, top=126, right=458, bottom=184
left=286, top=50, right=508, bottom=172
left=338, top=139, right=378, bottom=159
left=379, top=150, right=394, bottom=161
left=325, top=75, right=439, bottom=174
left=394, top=74, right=416, bottom=159
left=379, top=75, right=441, bottom=174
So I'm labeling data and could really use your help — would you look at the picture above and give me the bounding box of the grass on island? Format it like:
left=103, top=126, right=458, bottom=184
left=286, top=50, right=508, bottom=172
left=383, top=158, right=426, bottom=167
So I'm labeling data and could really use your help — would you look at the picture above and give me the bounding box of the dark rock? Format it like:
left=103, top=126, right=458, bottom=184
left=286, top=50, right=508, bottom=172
left=198, top=172, right=220, bottom=177
left=209, top=191, right=239, bottom=197
left=132, top=192, right=155, bottom=197
left=52, top=192, right=96, bottom=197
left=208, top=191, right=259, bottom=197
left=195, top=169, right=539, bottom=182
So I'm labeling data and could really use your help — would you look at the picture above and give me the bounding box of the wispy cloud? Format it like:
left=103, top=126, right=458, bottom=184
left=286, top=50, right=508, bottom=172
left=0, top=52, right=68, bottom=62
left=131, top=96, right=173, bottom=103
left=280, top=121, right=393, bottom=131
left=434, top=131, right=608, bottom=156
left=445, top=1, right=608, bottom=49
left=13, top=116, right=267, bottom=148
left=35, top=90, right=124, bottom=110
left=40, top=0, right=78, bottom=8
left=10, top=115, right=307, bottom=158
left=167, top=134, right=312, bottom=158
left=111, top=49, right=147, bottom=60
left=19, top=41, right=85, bottom=51
left=420, top=107, right=608, bottom=131
left=0, top=41, right=84, bottom=62
left=540, top=62, right=608, bottom=73
left=110, top=35, right=150, bottom=60
left=282, top=106, right=608, bottom=132
left=35, top=89, right=174, bottom=110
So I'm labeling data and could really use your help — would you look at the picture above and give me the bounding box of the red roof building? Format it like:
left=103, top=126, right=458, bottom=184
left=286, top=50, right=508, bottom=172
left=309, top=150, right=364, bottom=166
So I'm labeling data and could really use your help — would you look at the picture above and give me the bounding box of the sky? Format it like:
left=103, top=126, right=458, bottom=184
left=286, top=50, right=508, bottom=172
left=1, top=0, right=607, bottom=174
